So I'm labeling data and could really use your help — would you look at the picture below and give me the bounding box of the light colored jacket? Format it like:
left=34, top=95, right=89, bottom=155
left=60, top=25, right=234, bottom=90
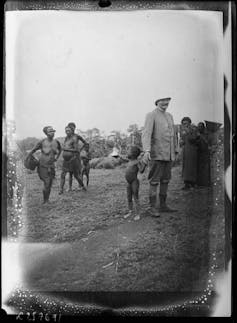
left=142, top=108, right=178, bottom=161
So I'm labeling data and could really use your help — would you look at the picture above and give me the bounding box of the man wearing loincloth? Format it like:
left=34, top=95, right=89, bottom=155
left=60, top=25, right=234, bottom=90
left=67, top=122, right=88, bottom=191
left=59, top=126, right=86, bottom=194
left=28, top=126, right=61, bottom=204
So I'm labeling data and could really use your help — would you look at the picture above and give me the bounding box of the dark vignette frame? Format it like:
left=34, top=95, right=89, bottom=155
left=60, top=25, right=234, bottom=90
left=1, top=0, right=235, bottom=319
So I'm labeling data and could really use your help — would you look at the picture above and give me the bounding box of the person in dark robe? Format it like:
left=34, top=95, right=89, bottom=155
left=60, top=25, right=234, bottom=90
left=180, top=117, right=200, bottom=190
left=196, top=122, right=211, bottom=187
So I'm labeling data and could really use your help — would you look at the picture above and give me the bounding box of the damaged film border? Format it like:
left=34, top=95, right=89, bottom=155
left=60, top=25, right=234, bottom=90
left=1, top=0, right=233, bottom=318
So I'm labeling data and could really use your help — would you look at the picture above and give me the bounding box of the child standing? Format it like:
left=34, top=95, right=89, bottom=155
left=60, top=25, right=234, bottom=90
left=124, top=146, right=146, bottom=221
left=80, top=143, right=91, bottom=187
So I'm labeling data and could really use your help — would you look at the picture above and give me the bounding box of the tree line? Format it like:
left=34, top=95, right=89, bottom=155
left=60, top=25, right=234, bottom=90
left=16, top=124, right=145, bottom=159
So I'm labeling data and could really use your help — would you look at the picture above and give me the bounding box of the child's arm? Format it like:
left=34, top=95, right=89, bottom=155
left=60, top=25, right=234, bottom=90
left=55, top=140, right=62, bottom=161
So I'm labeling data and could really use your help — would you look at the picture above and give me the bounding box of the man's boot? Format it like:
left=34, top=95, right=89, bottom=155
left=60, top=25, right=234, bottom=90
left=148, top=196, right=160, bottom=217
left=159, top=194, right=177, bottom=212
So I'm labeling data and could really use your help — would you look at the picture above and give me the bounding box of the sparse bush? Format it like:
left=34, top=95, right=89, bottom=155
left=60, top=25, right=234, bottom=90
left=100, top=161, right=115, bottom=169
left=95, top=157, right=122, bottom=169
left=90, top=157, right=104, bottom=169
left=16, top=137, right=39, bottom=155
left=112, top=157, right=122, bottom=167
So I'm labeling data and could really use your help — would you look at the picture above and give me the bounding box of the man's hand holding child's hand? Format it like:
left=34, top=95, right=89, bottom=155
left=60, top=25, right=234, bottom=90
left=143, top=151, right=151, bottom=165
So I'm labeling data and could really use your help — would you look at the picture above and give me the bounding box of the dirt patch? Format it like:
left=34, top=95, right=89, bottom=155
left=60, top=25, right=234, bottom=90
left=15, top=164, right=225, bottom=292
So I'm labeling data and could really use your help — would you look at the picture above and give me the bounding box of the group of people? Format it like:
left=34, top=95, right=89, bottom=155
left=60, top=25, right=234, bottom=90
left=180, top=117, right=211, bottom=190
left=27, top=122, right=90, bottom=204
left=124, top=97, right=179, bottom=220
left=123, top=97, right=211, bottom=221
left=26, top=97, right=211, bottom=222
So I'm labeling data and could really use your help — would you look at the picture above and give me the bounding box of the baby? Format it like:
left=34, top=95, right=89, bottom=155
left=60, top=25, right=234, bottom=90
left=124, top=146, right=146, bottom=221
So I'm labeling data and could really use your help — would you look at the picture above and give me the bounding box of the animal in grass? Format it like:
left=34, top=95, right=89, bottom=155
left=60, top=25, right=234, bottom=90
left=80, top=143, right=91, bottom=187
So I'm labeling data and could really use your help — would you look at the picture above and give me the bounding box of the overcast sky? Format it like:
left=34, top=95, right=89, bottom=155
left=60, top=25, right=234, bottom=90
left=6, top=10, right=224, bottom=139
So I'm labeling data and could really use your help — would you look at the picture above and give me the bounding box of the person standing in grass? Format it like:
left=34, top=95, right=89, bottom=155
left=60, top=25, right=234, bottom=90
left=196, top=122, right=211, bottom=187
left=124, top=145, right=146, bottom=221
left=80, top=143, right=91, bottom=187
left=180, top=117, right=200, bottom=190
left=67, top=122, right=88, bottom=190
left=28, top=126, right=61, bottom=204
left=59, top=126, right=86, bottom=194
left=142, top=97, right=179, bottom=217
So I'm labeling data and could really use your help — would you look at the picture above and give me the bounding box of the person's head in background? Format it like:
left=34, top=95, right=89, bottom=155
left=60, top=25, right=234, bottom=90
left=181, top=117, right=192, bottom=128
left=127, top=145, right=141, bottom=160
left=197, top=122, right=206, bottom=134
left=84, top=143, right=89, bottom=152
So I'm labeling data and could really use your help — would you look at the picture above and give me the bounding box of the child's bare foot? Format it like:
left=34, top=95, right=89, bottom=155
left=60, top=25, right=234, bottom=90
left=124, top=210, right=132, bottom=219
left=134, top=214, right=140, bottom=221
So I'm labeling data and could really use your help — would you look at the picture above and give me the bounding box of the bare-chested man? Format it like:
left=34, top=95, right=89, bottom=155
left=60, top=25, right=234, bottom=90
left=28, top=126, right=61, bottom=204
left=67, top=122, right=88, bottom=191
left=59, top=126, right=86, bottom=194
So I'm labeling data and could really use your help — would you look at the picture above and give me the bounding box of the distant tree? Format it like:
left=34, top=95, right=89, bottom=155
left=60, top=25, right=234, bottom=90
left=101, top=131, right=106, bottom=138
left=85, top=129, right=93, bottom=141
left=127, top=124, right=142, bottom=147
left=76, top=129, right=87, bottom=139
left=16, top=137, right=39, bottom=156
left=91, top=127, right=100, bottom=138
left=110, top=130, right=121, bottom=138
left=109, top=130, right=125, bottom=152
left=127, top=124, right=139, bottom=134
left=106, top=139, right=115, bottom=149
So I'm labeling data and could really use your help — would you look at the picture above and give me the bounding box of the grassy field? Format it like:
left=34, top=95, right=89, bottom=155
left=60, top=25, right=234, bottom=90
left=13, top=157, right=225, bottom=292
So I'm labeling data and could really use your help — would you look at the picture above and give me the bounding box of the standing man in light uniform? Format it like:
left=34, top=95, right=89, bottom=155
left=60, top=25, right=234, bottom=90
left=142, top=97, right=178, bottom=216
